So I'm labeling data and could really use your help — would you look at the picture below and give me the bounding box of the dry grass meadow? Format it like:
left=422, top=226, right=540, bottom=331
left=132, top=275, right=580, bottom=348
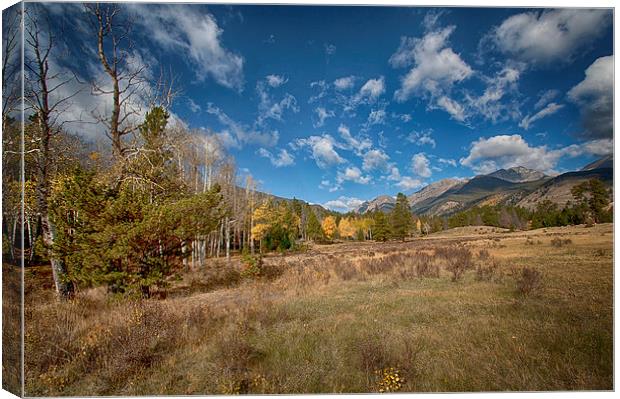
left=12, top=223, right=614, bottom=395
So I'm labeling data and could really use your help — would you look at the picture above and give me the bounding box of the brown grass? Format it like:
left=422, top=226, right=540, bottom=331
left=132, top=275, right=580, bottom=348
left=22, top=223, right=613, bottom=394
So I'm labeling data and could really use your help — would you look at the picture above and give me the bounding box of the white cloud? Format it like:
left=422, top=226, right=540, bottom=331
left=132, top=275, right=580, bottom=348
left=256, top=79, right=299, bottom=126
left=337, top=124, right=372, bottom=155
left=366, top=108, right=386, bottom=126
left=308, top=80, right=329, bottom=103
left=490, top=9, right=611, bottom=65
left=437, top=96, right=466, bottom=122
left=337, top=166, right=371, bottom=185
left=438, top=158, right=457, bottom=167
left=411, top=153, right=432, bottom=178
left=187, top=98, right=202, bottom=113
left=362, top=149, right=390, bottom=172
left=257, top=147, right=295, bottom=167
left=391, top=26, right=472, bottom=102
left=334, top=76, right=355, bottom=91
left=358, top=77, right=385, bottom=99
left=313, top=107, right=335, bottom=128
left=324, top=196, right=364, bottom=212
left=292, top=134, right=346, bottom=169
left=346, top=77, right=386, bottom=110
left=396, top=176, right=424, bottom=191
left=568, top=55, right=613, bottom=139
left=206, top=103, right=279, bottom=148
left=213, top=130, right=241, bottom=150
left=465, top=65, right=522, bottom=123
left=534, top=89, right=560, bottom=109
left=519, top=102, right=564, bottom=130
left=393, top=113, right=412, bottom=122
left=129, top=4, right=244, bottom=90
left=265, top=74, right=287, bottom=88
left=319, top=179, right=341, bottom=193
left=460, top=134, right=613, bottom=174
left=387, top=166, right=401, bottom=181
left=407, top=130, right=436, bottom=148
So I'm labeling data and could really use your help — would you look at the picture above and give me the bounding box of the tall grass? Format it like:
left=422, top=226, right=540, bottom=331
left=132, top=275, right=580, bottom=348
left=23, top=224, right=613, bottom=394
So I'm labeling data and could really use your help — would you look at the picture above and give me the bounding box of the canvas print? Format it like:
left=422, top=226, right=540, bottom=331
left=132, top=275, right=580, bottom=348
left=1, top=1, right=614, bottom=396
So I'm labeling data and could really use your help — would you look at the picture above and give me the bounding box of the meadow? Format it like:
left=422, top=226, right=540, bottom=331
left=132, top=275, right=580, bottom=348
left=14, top=223, right=614, bottom=395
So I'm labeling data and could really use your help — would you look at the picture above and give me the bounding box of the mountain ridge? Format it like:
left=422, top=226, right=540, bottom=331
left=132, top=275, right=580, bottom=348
left=352, top=157, right=612, bottom=216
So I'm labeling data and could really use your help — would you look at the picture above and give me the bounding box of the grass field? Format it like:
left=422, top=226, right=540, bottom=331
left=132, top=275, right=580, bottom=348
left=18, top=223, right=613, bottom=395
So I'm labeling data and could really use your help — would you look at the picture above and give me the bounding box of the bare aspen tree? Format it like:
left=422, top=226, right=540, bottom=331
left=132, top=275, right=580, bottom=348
left=2, top=7, right=20, bottom=132
left=24, top=7, right=80, bottom=299
left=245, top=175, right=256, bottom=254
left=84, top=3, right=147, bottom=160
left=2, top=7, right=22, bottom=264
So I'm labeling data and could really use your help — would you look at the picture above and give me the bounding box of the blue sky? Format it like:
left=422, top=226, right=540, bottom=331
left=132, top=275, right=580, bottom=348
left=39, top=4, right=613, bottom=211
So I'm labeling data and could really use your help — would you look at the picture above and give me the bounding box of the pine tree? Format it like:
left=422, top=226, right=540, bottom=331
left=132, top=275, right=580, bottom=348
left=306, top=210, right=323, bottom=241
left=373, top=212, right=390, bottom=242
left=391, top=193, right=412, bottom=241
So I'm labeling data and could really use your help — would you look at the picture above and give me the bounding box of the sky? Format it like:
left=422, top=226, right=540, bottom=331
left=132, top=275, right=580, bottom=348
left=27, top=3, right=614, bottom=212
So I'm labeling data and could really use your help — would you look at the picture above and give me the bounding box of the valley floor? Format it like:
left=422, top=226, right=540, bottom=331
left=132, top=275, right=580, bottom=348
left=17, top=223, right=613, bottom=395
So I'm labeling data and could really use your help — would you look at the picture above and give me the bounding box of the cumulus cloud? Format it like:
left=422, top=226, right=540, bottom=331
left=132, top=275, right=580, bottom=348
left=534, top=89, right=560, bottom=109
left=519, top=102, right=564, bottom=130
left=292, top=134, right=346, bottom=169
left=568, top=55, right=613, bottom=139
left=313, top=107, right=335, bottom=128
left=206, top=103, right=279, bottom=148
left=265, top=74, right=287, bottom=88
left=257, top=147, right=295, bottom=167
left=438, top=158, right=457, bottom=167
left=308, top=80, right=329, bottom=103
left=324, top=196, right=364, bottom=212
left=319, top=179, right=341, bottom=193
left=437, top=96, right=466, bottom=122
left=129, top=4, right=245, bottom=90
left=396, top=176, right=424, bottom=191
left=358, top=77, right=386, bottom=99
left=362, top=149, right=390, bottom=172
left=337, top=124, right=372, bottom=155
left=387, top=166, right=401, bottom=181
left=465, top=65, right=522, bottom=123
left=489, top=9, right=611, bottom=65
left=411, top=153, right=432, bottom=178
left=391, top=26, right=472, bottom=102
left=256, top=79, right=299, bottom=126
left=336, top=166, right=371, bottom=185
left=407, top=130, right=436, bottom=148
left=366, top=108, right=387, bottom=126
left=460, top=134, right=613, bottom=174
left=334, top=75, right=355, bottom=91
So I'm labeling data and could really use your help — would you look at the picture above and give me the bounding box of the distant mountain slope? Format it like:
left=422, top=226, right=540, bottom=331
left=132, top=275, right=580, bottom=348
left=352, top=157, right=613, bottom=216
left=411, top=175, right=548, bottom=215
left=355, top=195, right=395, bottom=213
left=517, top=167, right=613, bottom=210
left=582, top=154, right=613, bottom=171
left=408, top=178, right=465, bottom=208
left=487, top=166, right=546, bottom=183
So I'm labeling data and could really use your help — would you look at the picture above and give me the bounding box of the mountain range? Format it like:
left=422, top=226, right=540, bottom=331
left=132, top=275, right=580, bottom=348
left=353, top=156, right=613, bottom=216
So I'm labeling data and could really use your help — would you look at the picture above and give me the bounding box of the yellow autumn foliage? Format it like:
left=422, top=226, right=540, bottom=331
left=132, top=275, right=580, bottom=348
left=338, top=217, right=356, bottom=239
left=321, top=216, right=337, bottom=239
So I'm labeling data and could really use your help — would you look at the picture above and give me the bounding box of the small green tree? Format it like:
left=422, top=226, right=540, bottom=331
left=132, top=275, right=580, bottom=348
left=391, top=193, right=413, bottom=241
left=572, top=178, right=611, bottom=223
left=306, top=209, right=323, bottom=241
left=373, top=211, right=390, bottom=242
